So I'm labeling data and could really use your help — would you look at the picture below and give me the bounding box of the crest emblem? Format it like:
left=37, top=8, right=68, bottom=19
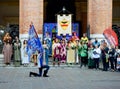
left=59, top=19, right=69, bottom=30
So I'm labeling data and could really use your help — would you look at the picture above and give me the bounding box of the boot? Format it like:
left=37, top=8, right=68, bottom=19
left=29, top=72, right=32, bottom=77
left=43, top=70, right=49, bottom=77
left=29, top=72, right=40, bottom=77
left=38, top=68, right=42, bottom=77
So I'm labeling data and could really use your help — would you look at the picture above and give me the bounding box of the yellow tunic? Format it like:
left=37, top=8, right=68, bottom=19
left=67, top=43, right=75, bottom=64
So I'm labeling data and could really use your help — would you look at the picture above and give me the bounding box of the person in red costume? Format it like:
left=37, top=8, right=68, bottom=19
left=71, top=32, right=79, bottom=41
left=52, top=38, right=61, bottom=66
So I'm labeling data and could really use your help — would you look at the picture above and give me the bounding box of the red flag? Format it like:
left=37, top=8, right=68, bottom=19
left=103, top=27, right=118, bottom=46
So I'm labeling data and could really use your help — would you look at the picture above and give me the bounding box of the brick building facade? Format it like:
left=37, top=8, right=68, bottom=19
left=0, top=0, right=120, bottom=40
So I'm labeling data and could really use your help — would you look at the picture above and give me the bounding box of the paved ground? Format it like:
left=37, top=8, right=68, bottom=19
left=0, top=65, right=120, bottom=89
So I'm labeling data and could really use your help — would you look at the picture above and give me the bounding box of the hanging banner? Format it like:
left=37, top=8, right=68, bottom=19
left=57, top=14, right=72, bottom=35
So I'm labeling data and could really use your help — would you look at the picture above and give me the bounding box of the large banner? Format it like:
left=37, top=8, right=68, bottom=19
left=103, top=27, right=118, bottom=47
left=57, top=14, right=72, bottom=35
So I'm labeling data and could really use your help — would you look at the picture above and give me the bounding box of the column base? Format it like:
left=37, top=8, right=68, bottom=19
left=90, top=34, right=105, bottom=43
left=90, top=34, right=110, bottom=47
left=20, top=34, right=43, bottom=42
left=90, top=34, right=105, bottom=39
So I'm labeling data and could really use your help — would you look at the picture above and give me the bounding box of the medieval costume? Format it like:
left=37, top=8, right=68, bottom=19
left=81, top=33, right=88, bottom=44
left=13, top=36, right=21, bottom=67
left=2, top=41, right=12, bottom=65
left=75, top=40, right=80, bottom=64
left=28, top=23, right=50, bottom=77
left=27, top=46, right=33, bottom=63
left=78, top=41, right=88, bottom=68
left=87, top=39, right=92, bottom=48
left=21, top=40, right=29, bottom=66
left=66, top=40, right=76, bottom=65
left=71, top=32, right=79, bottom=64
left=29, top=50, right=50, bottom=77
left=52, top=38, right=61, bottom=66
left=71, top=32, right=79, bottom=41
left=43, top=40, right=49, bottom=65
left=60, top=40, right=67, bottom=63
left=44, top=32, right=52, bottom=56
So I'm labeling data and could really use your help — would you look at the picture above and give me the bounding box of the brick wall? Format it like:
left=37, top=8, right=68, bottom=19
left=19, top=0, right=43, bottom=34
left=88, top=0, right=112, bottom=34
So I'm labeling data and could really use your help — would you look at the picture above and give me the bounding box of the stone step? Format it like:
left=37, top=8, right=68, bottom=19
left=0, top=54, right=3, bottom=58
left=0, top=54, right=4, bottom=67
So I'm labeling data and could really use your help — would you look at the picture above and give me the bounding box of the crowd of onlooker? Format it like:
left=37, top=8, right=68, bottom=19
left=2, top=32, right=120, bottom=72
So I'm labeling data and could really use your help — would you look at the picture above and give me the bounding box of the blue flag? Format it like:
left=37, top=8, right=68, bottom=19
left=27, top=24, right=43, bottom=55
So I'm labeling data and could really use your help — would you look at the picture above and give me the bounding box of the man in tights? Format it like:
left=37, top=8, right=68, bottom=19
left=29, top=50, right=50, bottom=77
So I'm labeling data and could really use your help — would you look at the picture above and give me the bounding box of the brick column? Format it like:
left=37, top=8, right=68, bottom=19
left=19, top=0, right=43, bottom=38
left=88, top=0, right=112, bottom=39
left=19, top=0, right=43, bottom=62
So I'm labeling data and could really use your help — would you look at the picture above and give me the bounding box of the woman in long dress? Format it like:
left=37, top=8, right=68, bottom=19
left=2, top=40, right=12, bottom=65
left=66, top=40, right=76, bottom=65
left=60, top=39, right=67, bottom=63
left=13, top=36, right=21, bottom=67
left=43, top=40, right=49, bottom=66
left=75, top=40, right=80, bottom=64
left=21, top=40, right=29, bottom=66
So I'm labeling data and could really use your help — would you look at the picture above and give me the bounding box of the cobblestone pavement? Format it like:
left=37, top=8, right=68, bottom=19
left=0, top=65, right=120, bottom=89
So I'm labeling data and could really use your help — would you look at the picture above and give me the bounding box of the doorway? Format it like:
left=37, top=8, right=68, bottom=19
left=44, top=0, right=87, bottom=37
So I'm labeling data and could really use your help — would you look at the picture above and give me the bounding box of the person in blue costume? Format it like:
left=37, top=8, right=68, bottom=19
left=43, top=40, right=49, bottom=65
left=29, top=50, right=50, bottom=77
left=44, top=32, right=52, bottom=56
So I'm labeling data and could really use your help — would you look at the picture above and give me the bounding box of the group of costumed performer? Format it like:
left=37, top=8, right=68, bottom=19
left=52, top=32, right=80, bottom=66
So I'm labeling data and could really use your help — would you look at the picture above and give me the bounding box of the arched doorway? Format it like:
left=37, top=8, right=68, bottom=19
left=44, top=0, right=87, bottom=37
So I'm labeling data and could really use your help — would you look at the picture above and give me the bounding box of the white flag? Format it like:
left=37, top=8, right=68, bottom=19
left=57, top=14, right=72, bottom=35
